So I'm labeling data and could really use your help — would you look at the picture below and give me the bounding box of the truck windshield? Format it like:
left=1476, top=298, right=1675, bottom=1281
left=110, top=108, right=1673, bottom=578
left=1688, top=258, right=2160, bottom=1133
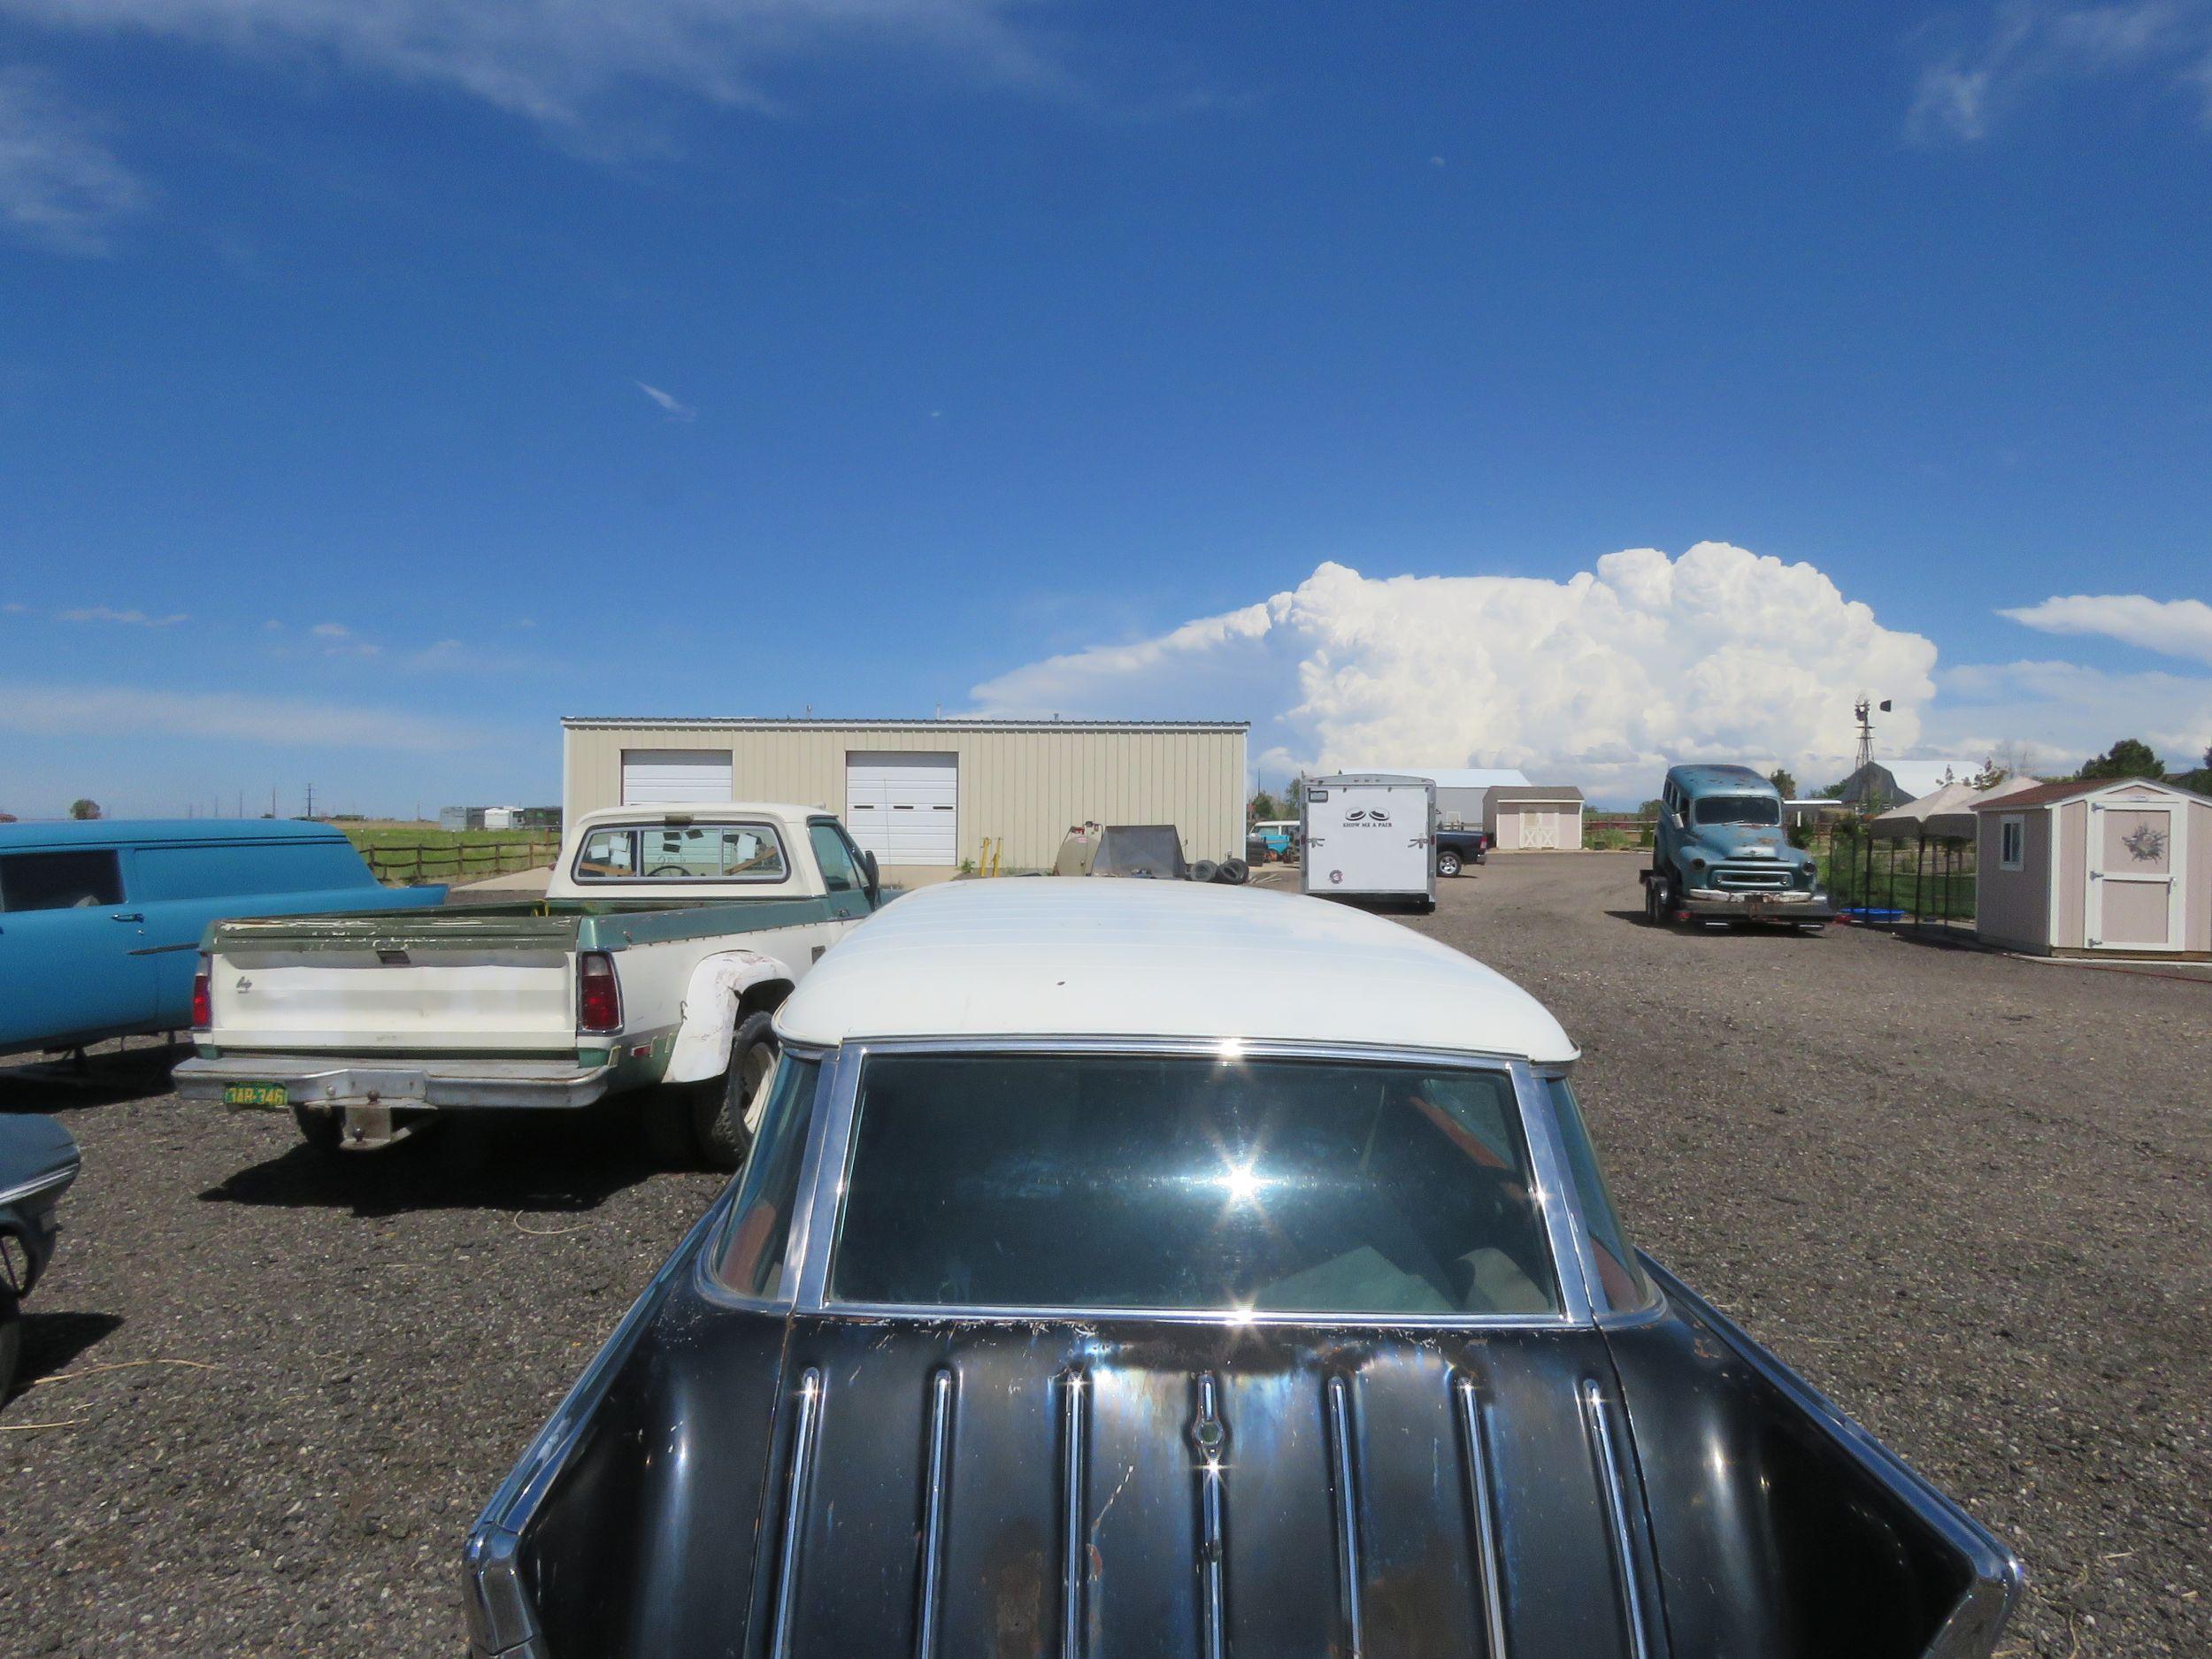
left=1693, top=795, right=1781, bottom=827
left=829, top=1053, right=1562, bottom=1317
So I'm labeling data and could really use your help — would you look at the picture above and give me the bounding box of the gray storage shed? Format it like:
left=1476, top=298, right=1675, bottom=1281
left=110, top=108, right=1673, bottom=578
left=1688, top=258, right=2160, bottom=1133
left=1370, top=767, right=1530, bottom=827
left=1973, top=777, right=2211, bottom=957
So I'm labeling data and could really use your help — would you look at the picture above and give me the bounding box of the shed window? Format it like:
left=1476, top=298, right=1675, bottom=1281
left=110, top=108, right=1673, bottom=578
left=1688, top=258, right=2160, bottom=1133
left=1999, top=816, right=2024, bottom=872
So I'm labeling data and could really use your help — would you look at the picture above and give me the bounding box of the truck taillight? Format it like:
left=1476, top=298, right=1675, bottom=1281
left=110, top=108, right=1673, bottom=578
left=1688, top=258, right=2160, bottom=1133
left=577, top=952, right=622, bottom=1033
left=190, top=956, right=212, bottom=1030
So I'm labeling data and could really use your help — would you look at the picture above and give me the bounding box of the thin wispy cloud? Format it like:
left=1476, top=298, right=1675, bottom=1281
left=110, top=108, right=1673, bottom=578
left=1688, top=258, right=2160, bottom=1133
left=2000, top=591, right=2212, bottom=664
left=0, top=1, right=1071, bottom=140
left=0, top=680, right=486, bottom=750
left=57, top=604, right=188, bottom=626
left=1931, top=656, right=2212, bottom=764
left=634, top=380, right=696, bottom=421
left=0, top=65, right=147, bottom=254
left=1908, top=0, right=2212, bottom=142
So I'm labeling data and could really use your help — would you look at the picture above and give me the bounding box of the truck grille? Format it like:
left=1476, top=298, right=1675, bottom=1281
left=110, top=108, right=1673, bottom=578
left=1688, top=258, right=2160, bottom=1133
left=1711, top=864, right=1791, bottom=891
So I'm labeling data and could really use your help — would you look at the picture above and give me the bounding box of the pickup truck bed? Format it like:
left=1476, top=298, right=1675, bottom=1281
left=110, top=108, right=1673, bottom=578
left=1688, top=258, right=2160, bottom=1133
left=175, top=803, right=887, bottom=1167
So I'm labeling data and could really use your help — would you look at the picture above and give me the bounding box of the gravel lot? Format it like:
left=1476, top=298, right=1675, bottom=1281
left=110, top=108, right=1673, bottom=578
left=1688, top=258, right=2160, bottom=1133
left=3, top=851, right=2206, bottom=1656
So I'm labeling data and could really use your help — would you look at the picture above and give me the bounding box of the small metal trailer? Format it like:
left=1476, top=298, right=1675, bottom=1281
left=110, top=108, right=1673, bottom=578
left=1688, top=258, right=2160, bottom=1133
left=1300, top=772, right=1438, bottom=912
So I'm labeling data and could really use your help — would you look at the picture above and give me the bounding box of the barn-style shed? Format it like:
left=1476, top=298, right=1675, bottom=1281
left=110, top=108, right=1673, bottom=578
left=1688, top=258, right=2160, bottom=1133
left=1484, top=785, right=1586, bottom=850
left=1973, top=777, right=2211, bottom=957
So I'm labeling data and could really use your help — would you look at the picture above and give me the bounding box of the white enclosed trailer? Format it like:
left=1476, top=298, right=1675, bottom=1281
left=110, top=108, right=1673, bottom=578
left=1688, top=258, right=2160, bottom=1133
left=1300, top=772, right=1437, bottom=911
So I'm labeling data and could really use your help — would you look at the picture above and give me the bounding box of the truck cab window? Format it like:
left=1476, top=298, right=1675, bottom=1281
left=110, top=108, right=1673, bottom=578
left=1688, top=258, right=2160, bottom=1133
left=573, top=829, right=640, bottom=879
left=1, top=850, right=124, bottom=912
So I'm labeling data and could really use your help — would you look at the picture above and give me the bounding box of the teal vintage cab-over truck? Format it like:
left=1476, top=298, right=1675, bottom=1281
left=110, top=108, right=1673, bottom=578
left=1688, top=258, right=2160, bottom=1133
left=1640, top=764, right=1834, bottom=931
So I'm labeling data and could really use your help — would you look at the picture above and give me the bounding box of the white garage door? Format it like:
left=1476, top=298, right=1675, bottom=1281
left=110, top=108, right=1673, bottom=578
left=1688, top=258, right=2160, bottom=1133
left=846, top=751, right=957, bottom=866
left=621, top=749, right=733, bottom=805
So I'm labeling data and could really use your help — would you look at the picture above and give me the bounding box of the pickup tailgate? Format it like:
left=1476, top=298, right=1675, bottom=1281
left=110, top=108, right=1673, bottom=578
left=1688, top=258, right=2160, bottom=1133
left=204, top=909, right=586, bottom=1055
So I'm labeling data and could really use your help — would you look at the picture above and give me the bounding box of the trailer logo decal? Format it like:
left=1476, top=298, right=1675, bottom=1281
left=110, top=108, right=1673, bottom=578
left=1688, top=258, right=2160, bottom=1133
left=1343, top=809, right=1392, bottom=826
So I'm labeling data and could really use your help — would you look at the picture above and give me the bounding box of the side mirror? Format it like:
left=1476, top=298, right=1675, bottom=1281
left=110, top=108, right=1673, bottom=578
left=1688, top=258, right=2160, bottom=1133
left=862, top=849, right=880, bottom=904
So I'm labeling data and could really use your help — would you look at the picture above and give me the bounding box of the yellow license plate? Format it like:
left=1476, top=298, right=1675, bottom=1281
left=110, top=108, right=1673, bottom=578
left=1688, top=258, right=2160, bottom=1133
left=222, top=1083, right=288, bottom=1109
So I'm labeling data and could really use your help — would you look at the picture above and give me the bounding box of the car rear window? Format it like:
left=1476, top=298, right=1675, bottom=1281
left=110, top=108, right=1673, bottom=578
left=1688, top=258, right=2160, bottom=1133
left=829, top=1054, right=1562, bottom=1317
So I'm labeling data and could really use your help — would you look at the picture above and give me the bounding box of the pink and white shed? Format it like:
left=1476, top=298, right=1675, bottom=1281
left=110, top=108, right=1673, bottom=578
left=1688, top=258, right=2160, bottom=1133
left=1972, top=778, right=2212, bottom=958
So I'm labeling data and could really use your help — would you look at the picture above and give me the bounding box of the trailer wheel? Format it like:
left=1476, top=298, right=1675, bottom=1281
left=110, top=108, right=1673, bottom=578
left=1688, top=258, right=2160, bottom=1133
left=1437, top=849, right=1463, bottom=879
left=696, top=1011, right=776, bottom=1171
left=292, top=1104, right=344, bottom=1155
left=0, top=1287, right=21, bottom=1402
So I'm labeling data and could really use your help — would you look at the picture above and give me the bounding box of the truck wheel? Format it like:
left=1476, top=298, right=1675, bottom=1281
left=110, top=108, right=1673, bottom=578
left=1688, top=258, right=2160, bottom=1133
left=0, top=1288, right=20, bottom=1401
left=1437, top=849, right=1462, bottom=879
left=292, top=1104, right=344, bottom=1155
left=696, top=1011, right=777, bottom=1171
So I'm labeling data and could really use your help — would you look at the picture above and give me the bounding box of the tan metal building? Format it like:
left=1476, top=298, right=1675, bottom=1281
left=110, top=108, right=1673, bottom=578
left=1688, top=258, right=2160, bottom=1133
left=562, top=717, right=1249, bottom=885
left=1973, top=776, right=2211, bottom=958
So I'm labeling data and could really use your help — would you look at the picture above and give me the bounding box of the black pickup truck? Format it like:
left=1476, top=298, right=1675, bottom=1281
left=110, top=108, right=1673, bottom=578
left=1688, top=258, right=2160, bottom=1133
left=1435, top=825, right=1489, bottom=876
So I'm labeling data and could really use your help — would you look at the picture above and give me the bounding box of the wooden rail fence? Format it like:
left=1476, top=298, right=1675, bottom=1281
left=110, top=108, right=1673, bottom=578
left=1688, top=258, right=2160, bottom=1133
left=363, top=837, right=561, bottom=887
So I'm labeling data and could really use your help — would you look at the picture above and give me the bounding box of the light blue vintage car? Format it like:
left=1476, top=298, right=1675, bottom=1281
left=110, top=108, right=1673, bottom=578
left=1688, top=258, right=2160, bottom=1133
left=0, top=820, right=445, bottom=1057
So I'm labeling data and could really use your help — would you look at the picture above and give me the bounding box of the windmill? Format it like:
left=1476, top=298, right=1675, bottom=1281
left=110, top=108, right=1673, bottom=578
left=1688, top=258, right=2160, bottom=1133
left=1852, top=695, right=1893, bottom=773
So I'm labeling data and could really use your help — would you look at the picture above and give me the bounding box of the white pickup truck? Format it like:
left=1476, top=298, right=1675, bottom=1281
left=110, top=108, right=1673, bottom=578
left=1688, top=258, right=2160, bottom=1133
left=173, top=803, right=884, bottom=1167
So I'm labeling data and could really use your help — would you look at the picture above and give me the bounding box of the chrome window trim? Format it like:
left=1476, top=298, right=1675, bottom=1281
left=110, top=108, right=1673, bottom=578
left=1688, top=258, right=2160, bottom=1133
left=786, top=1033, right=1597, bottom=1328
left=1531, top=1066, right=1666, bottom=1324
left=698, top=1049, right=840, bottom=1311
left=0, top=1164, right=80, bottom=1210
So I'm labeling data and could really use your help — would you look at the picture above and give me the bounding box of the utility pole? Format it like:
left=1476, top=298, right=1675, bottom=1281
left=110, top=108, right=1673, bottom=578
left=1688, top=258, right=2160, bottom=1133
left=305, top=783, right=316, bottom=821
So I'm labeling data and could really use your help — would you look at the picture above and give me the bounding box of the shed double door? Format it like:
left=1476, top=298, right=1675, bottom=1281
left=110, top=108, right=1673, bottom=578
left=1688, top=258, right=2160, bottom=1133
left=2087, top=801, right=2185, bottom=951
left=1520, top=810, right=1559, bottom=849
left=845, top=752, right=958, bottom=867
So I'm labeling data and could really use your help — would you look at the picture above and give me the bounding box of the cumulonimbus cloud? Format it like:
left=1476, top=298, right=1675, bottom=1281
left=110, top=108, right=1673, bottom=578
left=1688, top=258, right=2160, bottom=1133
left=0, top=681, right=487, bottom=750
left=1998, top=592, right=2212, bottom=666
left=972, top=542, right=1943, bottom=799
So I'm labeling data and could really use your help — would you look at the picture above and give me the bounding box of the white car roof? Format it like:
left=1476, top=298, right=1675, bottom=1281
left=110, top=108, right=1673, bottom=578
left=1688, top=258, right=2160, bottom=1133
left=777, top=878, right=1578, bottom=1063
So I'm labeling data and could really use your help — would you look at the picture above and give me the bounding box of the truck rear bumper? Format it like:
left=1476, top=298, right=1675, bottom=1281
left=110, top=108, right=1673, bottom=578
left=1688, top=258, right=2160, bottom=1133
left=174, top=1053, right=617, bottom=1111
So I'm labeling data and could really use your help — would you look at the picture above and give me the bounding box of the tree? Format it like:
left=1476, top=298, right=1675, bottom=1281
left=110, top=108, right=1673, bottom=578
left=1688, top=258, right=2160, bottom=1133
left=1767, top=768, right=1797, bottom=799
left=1636, top=797, right=1665, bottom=818
left=1816, top=781, right=1847, bottom=800
left=2079, top=738, right=2165, bottom=782
left=1248, top=789, right=1284, bottom=823
left=68, top=798, right=101, bottom=820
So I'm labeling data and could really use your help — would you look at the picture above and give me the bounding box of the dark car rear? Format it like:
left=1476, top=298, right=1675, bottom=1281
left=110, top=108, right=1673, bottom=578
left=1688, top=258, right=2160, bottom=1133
left=469, top=1040, right=2019, bottom=1659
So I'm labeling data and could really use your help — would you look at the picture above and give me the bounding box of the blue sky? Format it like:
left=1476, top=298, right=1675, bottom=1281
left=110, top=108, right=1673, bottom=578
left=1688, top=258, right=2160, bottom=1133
left=3, top=2, right=2209, bottom=815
